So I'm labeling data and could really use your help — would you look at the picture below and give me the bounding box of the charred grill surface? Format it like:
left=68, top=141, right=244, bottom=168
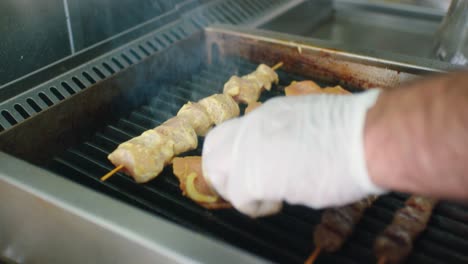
left=46, top=58, right=468, bottom=264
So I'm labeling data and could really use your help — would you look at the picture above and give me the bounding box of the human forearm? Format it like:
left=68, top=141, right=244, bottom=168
left=365, top=72, right=468, bottom=199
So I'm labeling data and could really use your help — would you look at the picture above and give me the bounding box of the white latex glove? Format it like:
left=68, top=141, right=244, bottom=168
left=202, top=89, right=386, bottom=217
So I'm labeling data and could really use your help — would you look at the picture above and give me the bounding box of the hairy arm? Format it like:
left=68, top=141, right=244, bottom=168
left=365, top=71, right=468, bottom=200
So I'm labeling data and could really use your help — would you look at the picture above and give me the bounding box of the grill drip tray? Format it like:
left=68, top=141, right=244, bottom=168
left=47, top=58, right=468, bottom=264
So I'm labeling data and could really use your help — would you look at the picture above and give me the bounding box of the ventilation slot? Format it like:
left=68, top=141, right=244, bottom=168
left=38, top=92, right=53, bottom=106
left=170, top=31, right=181, bottom=41
left=50, top=87, right=65, bottom=100
left=138, top=45, right=150, bottom=56
left=190, top=17, right=204, bottom=29
left=92, top=67, right=106, bottom=79
left=177, top=27, right=187, bottom=37
left=14, top=104, right=30, bottom=119
left=146, top=41, right=158, bottom=52
left=72, top=77, right=86, bottom=89
left=129, top=49, right=142, bottom=61
left=82, top=71, right=96, bottom=84
left=61, top=82, right=76, bottom=95
left=162, top=34, right=173, bottom=44
left=112, top=57, right=125, bottom=69
left=27, top=98, right=42, bottom=113
left=121, top=54, right=133, bottom=65
left=154, top=37, right=166, bottom=48
left=1, top=110, right=18, bottom=125
left=102, top=62, right=116, bottom=74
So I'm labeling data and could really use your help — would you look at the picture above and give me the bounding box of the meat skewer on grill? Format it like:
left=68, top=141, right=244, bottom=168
left=171, top=81, right=274, bottom=208
left=375, top=195, right=438, bottom=264
left=102, top=63, right=282, bottom=184
left=282, top=80, right=359, bottom=264
left=305, top=196, right=378, bottom=264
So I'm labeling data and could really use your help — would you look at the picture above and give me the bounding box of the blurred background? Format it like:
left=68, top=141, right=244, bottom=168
left=0, top=0, right=456, bottom=87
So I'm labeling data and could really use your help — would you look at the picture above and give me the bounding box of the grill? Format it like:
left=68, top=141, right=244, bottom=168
left=1, top=26, right=467, bottom=263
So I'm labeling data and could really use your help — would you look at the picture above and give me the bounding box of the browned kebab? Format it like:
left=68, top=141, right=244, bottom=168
left=305, top=196, right=378, bottom=264
left=374, top=195, right=438, bottom=264
left=105, top=63, right=281, bottom=185
left=284, top=80, right=370, bottom=264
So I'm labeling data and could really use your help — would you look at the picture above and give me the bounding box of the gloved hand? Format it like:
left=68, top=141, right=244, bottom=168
left=202, top=89, right=386, bottom=217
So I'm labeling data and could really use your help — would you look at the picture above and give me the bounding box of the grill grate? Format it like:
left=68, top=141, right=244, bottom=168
left=47, top=58, right=468, bottom=264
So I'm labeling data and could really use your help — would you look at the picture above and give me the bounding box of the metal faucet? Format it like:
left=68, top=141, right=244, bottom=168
left=432, top=0, right=468, bottom=65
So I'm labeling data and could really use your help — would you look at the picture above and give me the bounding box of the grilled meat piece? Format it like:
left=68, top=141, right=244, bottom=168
left=314, top=196, right=377, bottom=252
left=374, top=195, right=438, bottom=264
left=177, top=102, right=213, bottom=136
left=224, top=64, right=278, bottom=104
left=322, top=85, right=351, bottom=94
left=224, top=76, right=262, bottom=105
left=172, top=156, right=231, bottom=209
left=155, top=117, right=198, bottom=155
left=199, top=94, right=240, bottom=125
left=108, top=129, right=175, bottom=183
left=285, top=81, right=321, bottom=96
left=285, top=81, right=350, bottom=96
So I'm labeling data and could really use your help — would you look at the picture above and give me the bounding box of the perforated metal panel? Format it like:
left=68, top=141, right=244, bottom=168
left=0, top=0, right=292, bottom=132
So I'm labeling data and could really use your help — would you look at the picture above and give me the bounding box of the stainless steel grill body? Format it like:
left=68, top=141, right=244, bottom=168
left=0, top=26, right=466, bottom=264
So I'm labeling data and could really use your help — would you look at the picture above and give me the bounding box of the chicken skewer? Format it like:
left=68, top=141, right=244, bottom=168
left=103, top=63, right=281, bottom=183
left=375, top=195, right=438, bottom=264
left=224, top=63, right=281, bottom=104
left=305, top=196, right=378, bottom=264
left=172, top=86, right=271, bottom=208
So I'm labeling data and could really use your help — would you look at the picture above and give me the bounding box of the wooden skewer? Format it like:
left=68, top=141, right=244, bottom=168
left=377, top=256, right=386, bottom=264
left=101, top=164, right=124, bottom=181
left=272, top=61, right=283, bottom=70
left=304, top=247, right=321, bottom=264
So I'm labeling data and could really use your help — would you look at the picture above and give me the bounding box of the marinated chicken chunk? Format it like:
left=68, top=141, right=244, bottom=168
left=199, top=94, right=240, bottom=125
left=155, top=117, right=198, bottom=155
left=177, top=102, right=213, bottom=136
left=223, top=76, right=262, bottom=105
left=108, top=130, right=175, bottom=183
left=223, top=64, right=279, bottom=104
